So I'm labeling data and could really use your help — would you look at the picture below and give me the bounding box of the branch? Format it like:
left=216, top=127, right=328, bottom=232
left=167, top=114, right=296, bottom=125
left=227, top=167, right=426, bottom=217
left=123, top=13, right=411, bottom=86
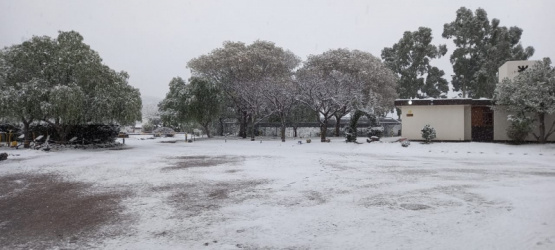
left=545, top=119, right=555, bottom=139
left=532, top=132, right=540, bottom=141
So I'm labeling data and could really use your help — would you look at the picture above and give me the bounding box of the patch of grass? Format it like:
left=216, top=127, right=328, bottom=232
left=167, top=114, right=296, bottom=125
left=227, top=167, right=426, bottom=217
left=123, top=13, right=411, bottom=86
left=162, top=155, right=243, bottom=171
left=0, top=173, right=131, bottom=249
left=155, top=180, right=266, bottom=217
left=159, top=140, right=178, bottom=143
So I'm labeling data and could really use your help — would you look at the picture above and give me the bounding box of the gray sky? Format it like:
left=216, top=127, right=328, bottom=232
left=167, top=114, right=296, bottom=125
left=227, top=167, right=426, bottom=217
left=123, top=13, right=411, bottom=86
left=1, top=0, right=554, bottom=100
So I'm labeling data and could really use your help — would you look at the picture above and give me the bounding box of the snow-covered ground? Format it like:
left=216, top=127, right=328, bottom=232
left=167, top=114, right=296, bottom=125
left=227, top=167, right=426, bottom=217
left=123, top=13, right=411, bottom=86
left=1, top=135, right=555, bottom=249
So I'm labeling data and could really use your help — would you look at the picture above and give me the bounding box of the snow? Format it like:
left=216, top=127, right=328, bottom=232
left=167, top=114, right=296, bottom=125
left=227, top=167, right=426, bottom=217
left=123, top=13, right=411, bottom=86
left=2, top=135, right=555, bottom=249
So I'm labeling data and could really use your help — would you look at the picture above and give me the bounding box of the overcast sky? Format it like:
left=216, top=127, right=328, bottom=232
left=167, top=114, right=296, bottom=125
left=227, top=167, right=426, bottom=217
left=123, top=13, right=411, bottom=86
left=1, top=0, right=554, bottom=100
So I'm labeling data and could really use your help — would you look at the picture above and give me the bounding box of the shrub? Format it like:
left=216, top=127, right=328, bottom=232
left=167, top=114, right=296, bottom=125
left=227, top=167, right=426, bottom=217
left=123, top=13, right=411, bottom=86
left=142, top=122, right=155, bottom=133
left=506, top=115, right=533, bottom=144
left=421, top=124, right=436, bottom=143
left=344, top=126, right=357, bottom=142
left=70, top=125, right=120, bottom=144
left=367, top=126, right=384, bottom=138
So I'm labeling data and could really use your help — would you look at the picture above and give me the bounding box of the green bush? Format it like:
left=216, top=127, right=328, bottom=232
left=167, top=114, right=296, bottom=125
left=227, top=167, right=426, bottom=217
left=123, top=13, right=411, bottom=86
left=506, top=115, right=533, bottom=144
left=421, top=124, right=436, bottom=143
left=344, top=126, right=357, bottom=142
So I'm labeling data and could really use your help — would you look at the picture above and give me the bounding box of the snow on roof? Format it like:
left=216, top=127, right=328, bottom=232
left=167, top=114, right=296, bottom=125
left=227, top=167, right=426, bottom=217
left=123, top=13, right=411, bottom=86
left=394, top=98, right=493, bottom=106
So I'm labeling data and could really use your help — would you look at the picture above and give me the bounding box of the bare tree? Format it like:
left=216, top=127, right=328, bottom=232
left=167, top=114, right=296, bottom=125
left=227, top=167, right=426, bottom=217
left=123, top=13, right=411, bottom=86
left=297, top=49, right=397, bottom=142
left=188, top=40, right=300, bottom=140
left=260, top=77, right=299, bottom=142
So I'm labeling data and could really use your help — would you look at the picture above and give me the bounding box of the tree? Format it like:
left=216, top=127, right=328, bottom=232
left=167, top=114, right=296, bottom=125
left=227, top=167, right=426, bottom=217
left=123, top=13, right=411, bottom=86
left=297, top=49, right=397, bottom=142
left=259, top=77, right=298, bottom=142
left=494, top=58, right=555, bottom=143
left=443, top=7, right=535, bottom=98
left=381, top=27, right=448, bottom=99
left=0, top=36, right=52, bottom=145
left=0, top=31, right=142, bottom=143
left=287, top=103, right=317, bottom=138
left=0, top=79, right=47, bottom=144
left=159, top=77, right=189, bottom=130
left=345, top=109, right=369, bottom=142
left=186, top=77, right=221, bottom=137
left=187, top=40, right=300, bottom=140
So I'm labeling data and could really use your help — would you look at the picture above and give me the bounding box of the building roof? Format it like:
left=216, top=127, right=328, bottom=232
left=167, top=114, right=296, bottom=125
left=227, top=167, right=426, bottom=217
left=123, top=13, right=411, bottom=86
left=394, top=98, right=493, bottom=106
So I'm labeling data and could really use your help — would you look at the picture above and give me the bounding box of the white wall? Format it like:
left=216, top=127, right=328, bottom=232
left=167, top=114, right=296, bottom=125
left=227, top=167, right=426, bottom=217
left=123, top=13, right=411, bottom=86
left=400, top=105, right=467, bottom=141
left=498, top=60, right=540, bottom=82
left=464, top=106, right=471, bottom=141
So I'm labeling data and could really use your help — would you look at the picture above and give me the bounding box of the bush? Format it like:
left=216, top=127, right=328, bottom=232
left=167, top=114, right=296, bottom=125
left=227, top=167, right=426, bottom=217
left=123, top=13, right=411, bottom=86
left=142, top=122, right=155, bottom=133
left=367, top=126, right=384, bottom=138
left=421, top=124, right=436, bottom=143
left=69, top=125, right=120, bottom=144
left=344, top=126, right=357, bottom=142
left=506, top=115, right=533, bottom=144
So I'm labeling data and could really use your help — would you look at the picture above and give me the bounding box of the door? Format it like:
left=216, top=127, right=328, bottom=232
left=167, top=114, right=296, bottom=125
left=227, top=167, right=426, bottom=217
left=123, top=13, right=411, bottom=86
left=471, top=106, right=494, bottom=141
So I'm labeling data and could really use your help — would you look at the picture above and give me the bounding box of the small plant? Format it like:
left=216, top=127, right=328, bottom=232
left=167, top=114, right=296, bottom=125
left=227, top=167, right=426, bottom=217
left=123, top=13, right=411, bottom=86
left=506, top=115, right=533, bottom=144
left=421, top=124, right=436, bottom=143
left=367, top=126, right=384, bottom=138
left=344, top=126, right=357, bottom=143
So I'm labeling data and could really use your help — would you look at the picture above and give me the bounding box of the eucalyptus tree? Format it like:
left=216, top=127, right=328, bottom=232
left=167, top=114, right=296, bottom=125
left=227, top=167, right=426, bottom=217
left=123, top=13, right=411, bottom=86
left=0, top=36, right=53, bottom=143
left=186, top=77, right=221, bottom=138
left=494, top=58, right=555, bottom=143
left=0, top=31, right=142, bottom=143
left=187, top=40, right=300, bottom=140
left=297, top=49, right=397, bottom=142
left=443, top=7, right=534, bottom=98
left=381, top=27, right=448, bottom=99
left=158, top=77, right=189, bottom=130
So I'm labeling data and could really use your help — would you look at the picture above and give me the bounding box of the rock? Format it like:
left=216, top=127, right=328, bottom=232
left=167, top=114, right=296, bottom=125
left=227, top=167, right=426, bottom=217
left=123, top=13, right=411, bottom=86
left=0, top=152, right=7, bottom=161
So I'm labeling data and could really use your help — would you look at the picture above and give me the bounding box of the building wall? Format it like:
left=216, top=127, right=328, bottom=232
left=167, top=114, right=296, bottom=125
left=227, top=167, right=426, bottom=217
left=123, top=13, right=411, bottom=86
left=498, top=60, right=540, bottom=82
left=494, top=107, right=555, bottom=142
left=464, top=106, right=471, bottom=140
left=400, top=105, right=467, bottom=141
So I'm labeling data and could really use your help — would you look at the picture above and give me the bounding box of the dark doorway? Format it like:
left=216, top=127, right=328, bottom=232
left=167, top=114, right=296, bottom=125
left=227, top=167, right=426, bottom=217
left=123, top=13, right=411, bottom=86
left=471, top=106, right=494, bottom=141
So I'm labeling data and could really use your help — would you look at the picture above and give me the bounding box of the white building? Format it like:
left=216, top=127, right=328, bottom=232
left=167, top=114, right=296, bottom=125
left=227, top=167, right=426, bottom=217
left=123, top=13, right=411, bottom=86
left=395, top=60, right=555, bottom=142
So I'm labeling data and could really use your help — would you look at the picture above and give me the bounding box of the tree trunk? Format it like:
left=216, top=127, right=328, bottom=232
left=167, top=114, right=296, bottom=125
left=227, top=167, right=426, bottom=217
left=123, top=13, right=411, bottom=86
left=218, top=117, right=224, bottom=136
left=203, top=125, right=211, bottom=138
left=538, top=112, right=546, bottom=144
left=334, top=116, right=341, bottom=137
left=280, top=122, right=286, bottom=142
left=238, top=111, right=248, bottom=138
left=279, top=113, right=287, bottom=142
left=320, top=118, right=328, bottom=142
left=350, top=110, right=364, bottom=129
left=54, top=124, right=71, bottom=143
left=250, top=114, right=256, bottom=141
left=293, top=126, right=298, bottom=138
left=23, top=120, right=31, bottom=148
left=333, top=108, right=347, bottom=136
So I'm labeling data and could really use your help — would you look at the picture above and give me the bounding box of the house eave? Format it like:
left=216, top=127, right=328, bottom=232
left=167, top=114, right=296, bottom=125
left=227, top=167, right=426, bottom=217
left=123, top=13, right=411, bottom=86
left=394, top=98, right=494, bottom=106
